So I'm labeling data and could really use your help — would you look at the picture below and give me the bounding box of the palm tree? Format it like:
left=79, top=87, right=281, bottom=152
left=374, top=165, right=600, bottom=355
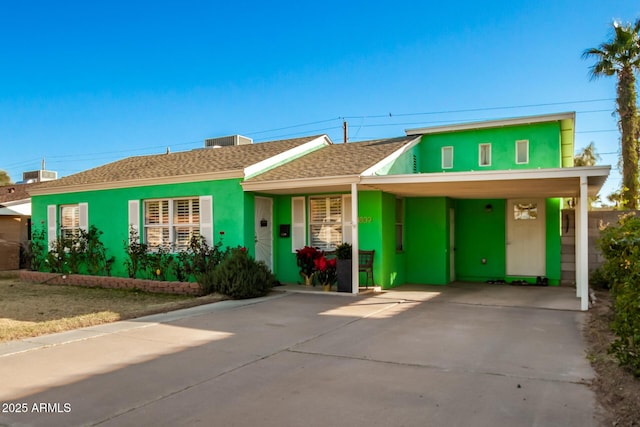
left=583, top=20, right=640, bottom=209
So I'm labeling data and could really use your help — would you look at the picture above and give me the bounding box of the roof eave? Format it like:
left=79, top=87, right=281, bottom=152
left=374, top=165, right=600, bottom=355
left=405, top=112, right=576, bottom=136
left=29, top=170, right=245, bottom=196
left=242, top=175, right=360, bottom=193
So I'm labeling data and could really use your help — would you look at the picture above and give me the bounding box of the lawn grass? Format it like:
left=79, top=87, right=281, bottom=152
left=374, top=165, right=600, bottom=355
left=0, top=275, right=225, bottom=343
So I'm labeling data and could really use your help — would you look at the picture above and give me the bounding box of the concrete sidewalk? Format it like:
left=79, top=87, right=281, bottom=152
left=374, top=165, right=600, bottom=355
left=0, top=286, right=599, bottom=426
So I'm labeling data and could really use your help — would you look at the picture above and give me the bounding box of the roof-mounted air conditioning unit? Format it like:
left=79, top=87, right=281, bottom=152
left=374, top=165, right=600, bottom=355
left=204, top=135, right=253, bottom=148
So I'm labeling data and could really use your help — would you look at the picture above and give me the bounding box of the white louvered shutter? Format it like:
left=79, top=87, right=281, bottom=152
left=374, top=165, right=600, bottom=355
left=78, top=203, right=88, bottom=232
left=342, top=195, right=352, bottom=243
left=291, top=197, right=306, bottom=252
left=128, top=200, right=140, bottom=244
left=47, top=205, right=57, bottom=249
left=199, top=196, right=213, bottom=246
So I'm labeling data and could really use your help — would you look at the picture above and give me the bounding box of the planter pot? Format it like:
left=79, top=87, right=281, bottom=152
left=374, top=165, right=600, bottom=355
left=336, top=259, right=352, bottom=292
left=322, top=284, right=332, bottom=292
left=300, top=272, right=314, bottom=286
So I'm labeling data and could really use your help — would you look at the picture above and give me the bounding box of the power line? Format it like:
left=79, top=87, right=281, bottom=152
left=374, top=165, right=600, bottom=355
left=341, top=98, right=616, bottom=120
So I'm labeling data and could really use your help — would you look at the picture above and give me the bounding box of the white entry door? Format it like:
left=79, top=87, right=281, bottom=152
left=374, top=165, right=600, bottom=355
left=254, top=197, right=273, bottom=271
left=506, top=198, right=546, bottom=276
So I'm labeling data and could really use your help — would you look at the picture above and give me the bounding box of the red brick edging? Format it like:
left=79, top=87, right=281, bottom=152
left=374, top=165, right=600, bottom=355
left=18, top=271, right=202, bottom=296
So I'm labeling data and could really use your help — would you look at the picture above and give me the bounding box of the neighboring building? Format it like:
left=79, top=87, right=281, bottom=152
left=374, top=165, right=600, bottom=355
left=29, top=113, right=610, bottom=310
left=0, top=183, right=34, bottom=270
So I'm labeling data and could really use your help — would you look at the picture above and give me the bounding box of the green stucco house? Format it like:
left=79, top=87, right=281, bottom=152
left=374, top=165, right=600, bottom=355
left=29, top=112, right=610, bottom=310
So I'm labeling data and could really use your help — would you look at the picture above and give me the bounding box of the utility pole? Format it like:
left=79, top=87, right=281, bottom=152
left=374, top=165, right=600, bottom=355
left=343, top=120, right=348, bottom=143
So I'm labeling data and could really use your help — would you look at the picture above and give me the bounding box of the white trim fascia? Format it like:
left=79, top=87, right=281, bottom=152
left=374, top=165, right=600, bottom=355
left=28, top=170, right=245, bottom=196
left=244, top=135, right=331, bottom=179
left=405, top=112, right=576, bottom=136
left=242, top=175, right=360, bottom=192
left=0, top=202, right=31, bottom=216
left=360, top=136, right=421, bottom=176
left=360, top=165, right=610, bottom=185
left=1, top=198, right=30, bottom=207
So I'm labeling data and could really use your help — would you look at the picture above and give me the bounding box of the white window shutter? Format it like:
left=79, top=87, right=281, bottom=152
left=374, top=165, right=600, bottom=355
left=342, top=195, right=352, bottom=243
left=128, top=200, right=140, bottom=235
left=199, top=195, right=213, bottom=246
left=47, top=205, right=57, bottom=249
left=78, top=203, right=89, bottom=232
left=291, top=197, right=306, bottom=252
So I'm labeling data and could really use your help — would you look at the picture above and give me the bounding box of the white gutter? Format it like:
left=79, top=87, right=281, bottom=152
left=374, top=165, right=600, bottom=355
left=242, top=175, right=360, bottom=192
left=406, top=112, right=576, bottom=136
left=360, top=165, right=610, bottom=185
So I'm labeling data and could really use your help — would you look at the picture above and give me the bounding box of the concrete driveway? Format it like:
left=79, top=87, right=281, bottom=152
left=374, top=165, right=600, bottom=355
left=0, top=284, right=599, bottom=426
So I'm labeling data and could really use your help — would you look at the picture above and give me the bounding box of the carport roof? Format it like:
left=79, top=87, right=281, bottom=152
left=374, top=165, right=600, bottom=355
left=242, top=165, right=610, bottom=198
left=359, top=166, right=611, bottom=198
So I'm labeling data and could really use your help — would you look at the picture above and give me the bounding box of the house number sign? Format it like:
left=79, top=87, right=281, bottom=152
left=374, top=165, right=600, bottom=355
left=358, top=216, right=372, bottom=223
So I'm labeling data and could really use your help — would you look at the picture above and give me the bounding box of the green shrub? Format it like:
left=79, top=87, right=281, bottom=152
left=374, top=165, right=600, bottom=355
left=589, top=268, right=610, bottom=290
left=123, top=227, right=149, bottom=279
left=199, top=247, right=275, bottom=299
left=175, top=235, right=228, bottom=282
left=598, top=212, right=640, bottom=376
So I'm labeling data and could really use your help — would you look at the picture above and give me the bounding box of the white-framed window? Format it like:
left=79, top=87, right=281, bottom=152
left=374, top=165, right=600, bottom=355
left=47, top=203, right=88, bottom=248
left=309, top=196, right=342, bottom=250
left=516, top=140, right=529, bottom=164
left=144, top=198, right=200, bottom=250
left=395, top=198, right=404, bottom=252
left=442, top=146, right=453, bottom=169
left=60, top=205, right=80, bottom=240
left=479, top=143, right=491, bottom=166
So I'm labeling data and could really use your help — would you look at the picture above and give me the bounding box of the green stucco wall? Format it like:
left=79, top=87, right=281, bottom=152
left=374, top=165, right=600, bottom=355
left=404, top=197, right=450, bottom=285
left=545, top=198, right=562, bottom=285
left=418, top=122, right=562, bottom=173
left=31, top=179, right=249, bottom=278
left=454, top=199, right=506, bottom=282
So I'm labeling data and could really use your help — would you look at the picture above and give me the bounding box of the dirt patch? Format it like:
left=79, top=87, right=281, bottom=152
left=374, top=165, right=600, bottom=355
left=585, top=290, right=640, bottom=426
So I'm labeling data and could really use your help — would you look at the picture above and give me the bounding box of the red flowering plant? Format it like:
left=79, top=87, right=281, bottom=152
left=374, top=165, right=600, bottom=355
left=314, top=256, right=337, bottom=287
left=295, top=246, right=322, bottom=283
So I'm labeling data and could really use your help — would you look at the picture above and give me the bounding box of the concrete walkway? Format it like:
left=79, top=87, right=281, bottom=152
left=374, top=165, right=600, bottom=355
left=0, top=284, right=599, bottom=426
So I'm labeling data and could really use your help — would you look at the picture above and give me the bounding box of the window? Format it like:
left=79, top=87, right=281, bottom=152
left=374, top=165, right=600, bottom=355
left=516, top=140, right=529, bottom=164
left=60, top=205, right=80, bottom=239
left=479, top=143, right=491, bottom=166
left=144, top=198, right=200, bottom=250
left=395, top=198, right=404, bottom=252
left=514, top=203, right=537, bottom=220
left=309, top=196, right=343, bottom=250
left=442, top=146, right=453, bottom=169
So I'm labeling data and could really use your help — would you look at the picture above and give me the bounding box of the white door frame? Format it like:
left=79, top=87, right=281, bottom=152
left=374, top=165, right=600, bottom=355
left=506, top=198, right=546, bottom=276
left=254, top=197, right=273, bottom=271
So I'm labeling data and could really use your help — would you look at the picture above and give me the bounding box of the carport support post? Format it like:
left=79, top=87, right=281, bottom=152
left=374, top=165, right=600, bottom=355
left=576, top=175, right=589, bottom=311
left=351, top=182, right=359, bottom=294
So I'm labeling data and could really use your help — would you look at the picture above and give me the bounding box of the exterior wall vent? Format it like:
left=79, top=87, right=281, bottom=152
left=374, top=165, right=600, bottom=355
left=204, top=135, right=253, bottom=148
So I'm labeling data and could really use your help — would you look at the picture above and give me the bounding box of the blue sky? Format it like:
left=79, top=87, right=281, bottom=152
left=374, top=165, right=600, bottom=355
left=1, top=1, right=639, bottom=200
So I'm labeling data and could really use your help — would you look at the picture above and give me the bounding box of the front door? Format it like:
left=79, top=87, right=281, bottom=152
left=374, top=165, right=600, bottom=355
left=254, top=197, right=273, bottom=271
left=506, top=198, right=545, bottom=276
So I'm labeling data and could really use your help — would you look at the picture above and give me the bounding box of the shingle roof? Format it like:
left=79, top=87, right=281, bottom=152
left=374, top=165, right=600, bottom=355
left=0, top=183, right=34, bottom=204
left=32, top=135, right=321, bottom=190
left=246, top=136, right=416, bottom=182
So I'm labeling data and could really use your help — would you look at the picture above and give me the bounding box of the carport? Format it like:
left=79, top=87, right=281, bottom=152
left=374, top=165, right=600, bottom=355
left=359, top=165, right=611, bottom=311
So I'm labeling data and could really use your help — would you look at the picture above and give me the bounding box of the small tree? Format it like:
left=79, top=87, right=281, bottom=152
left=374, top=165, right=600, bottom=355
left=0, top=170, right=11, bottom=185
